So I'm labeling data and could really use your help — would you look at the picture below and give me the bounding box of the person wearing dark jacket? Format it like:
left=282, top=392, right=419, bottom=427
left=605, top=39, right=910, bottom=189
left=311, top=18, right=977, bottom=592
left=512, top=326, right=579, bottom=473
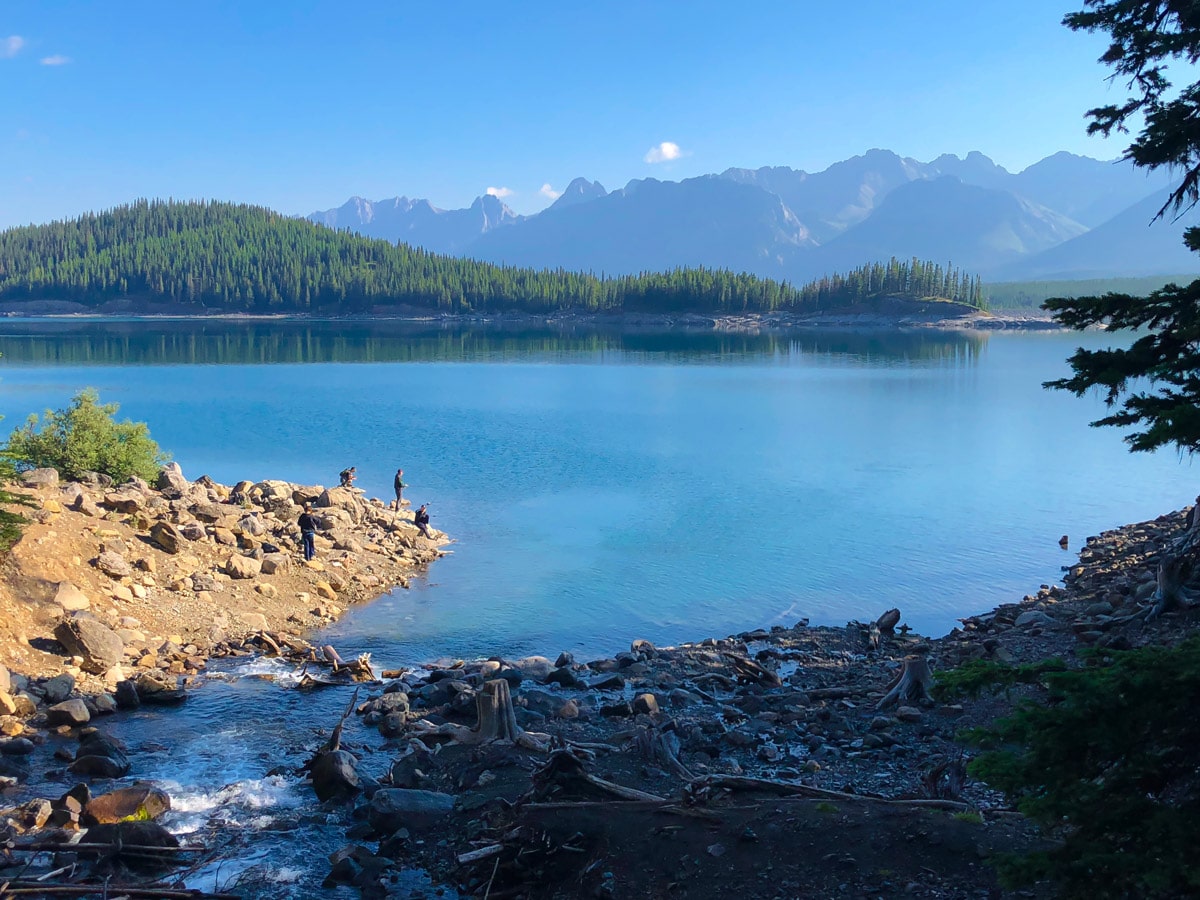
left=393, top=469, right=406, bottom=509
left=414, top=503, right=432, bottom=539
left=298, top=504, right=318, bottom=561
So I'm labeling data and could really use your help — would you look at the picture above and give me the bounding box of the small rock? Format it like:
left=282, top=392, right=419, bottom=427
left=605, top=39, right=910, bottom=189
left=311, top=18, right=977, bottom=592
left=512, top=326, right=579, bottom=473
left=95, top=551, right=133, bottom=579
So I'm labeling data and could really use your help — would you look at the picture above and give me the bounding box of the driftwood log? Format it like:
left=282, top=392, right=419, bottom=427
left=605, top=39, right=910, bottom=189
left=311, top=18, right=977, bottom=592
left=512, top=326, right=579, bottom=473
left=876, top=656, right=933, bottom=710
left=529, top=750, right=666, bottom=802
left=411, top=678, right=550, bottom=751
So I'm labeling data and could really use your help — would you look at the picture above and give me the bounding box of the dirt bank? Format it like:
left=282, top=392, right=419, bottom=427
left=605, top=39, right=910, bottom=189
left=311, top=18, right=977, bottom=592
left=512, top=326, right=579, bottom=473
left=0, top=463, right=448, bottom=690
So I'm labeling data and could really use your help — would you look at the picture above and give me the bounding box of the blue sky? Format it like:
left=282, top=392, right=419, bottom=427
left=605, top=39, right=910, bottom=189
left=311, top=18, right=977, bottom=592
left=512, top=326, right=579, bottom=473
left=1, top=1, right=1129, bottom=228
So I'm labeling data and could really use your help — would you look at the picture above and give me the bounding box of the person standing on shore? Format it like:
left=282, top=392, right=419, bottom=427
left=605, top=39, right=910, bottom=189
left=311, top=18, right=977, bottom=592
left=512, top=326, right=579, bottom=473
left=393, top=468, right=406, bottom=509
left=339, top=467, right=357, bottom=488
left=414, top=503, right=432, bottom=539
left=298, top=503, right=318, bottom=561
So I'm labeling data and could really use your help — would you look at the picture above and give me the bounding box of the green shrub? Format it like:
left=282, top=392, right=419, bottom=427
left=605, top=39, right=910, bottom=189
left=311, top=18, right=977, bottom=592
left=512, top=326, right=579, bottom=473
left=957, top=638, right=1200, bottom=898
left=3, top=388, right=169, bottom=483
left=0, top=451, right=33, bottom=551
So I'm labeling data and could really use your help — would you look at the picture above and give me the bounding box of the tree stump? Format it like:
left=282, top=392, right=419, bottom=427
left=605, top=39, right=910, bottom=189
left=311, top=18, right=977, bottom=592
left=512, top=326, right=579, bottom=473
left=876, top=656, right=933, bottom=710
left=413, top=679, right=550, bottom=751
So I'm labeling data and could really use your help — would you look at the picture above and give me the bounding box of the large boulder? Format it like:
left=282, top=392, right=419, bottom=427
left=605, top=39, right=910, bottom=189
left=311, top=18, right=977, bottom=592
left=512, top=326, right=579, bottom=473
left=83, top=784, right=171, bottom=825
left=191, top=501, right=229, bottom=523
left=69, top=731, right=131, bottom=778
left=40, top=673, right=75, bottom=703
left=368, top=789, right=455, bottom=835
left=224, top=554, right=262, bottom=579
left=46, top=699, right=91, bottom=727
left=310, top=750, right=361, bottom=802
left=134, top=671, right=186, bottom=705
left=101, top=492, right=143, bottom=514
left=236, top=514, right=267, bottom=537
left=316, top=487, right=362, bottom=523
left=148, top=521, right=183, bottom=554
left=21, top=468, right=59, bottom=488
left=54, top=618, right=125, bottom=674
left=155, top=463, right=189, bottom=497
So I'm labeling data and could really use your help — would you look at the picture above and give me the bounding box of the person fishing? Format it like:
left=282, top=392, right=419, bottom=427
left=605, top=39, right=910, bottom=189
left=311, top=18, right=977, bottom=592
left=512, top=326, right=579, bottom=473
left=393, top=468, right=406, bottom=509
left=414, top=503, right=432, bottom=539
left=298, top=503, right=318, bottom=561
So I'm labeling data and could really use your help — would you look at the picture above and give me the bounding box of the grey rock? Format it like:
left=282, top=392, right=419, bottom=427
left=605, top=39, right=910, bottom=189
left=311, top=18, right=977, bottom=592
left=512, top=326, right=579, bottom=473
left=54, top=582, right=92, bottom=612
left=368, top=789, right=455, bottom=834
left=40, top=673, right=75, bottom=704
left=21, top=468, right=60, bottom=488
left=1014, top=610, right=1057, bottom=628
left=54, top=619, right=124, bottom=674
left=148, top=521, right=184, bottom=554
left=310, top=750, right=361, bottom=802
left=46, top=699, right=91, bottom=727
left=224, top=554, right=262, bottom=579
left=95, top=551, right=132, bottom=579
left=155, top=463, right=189, bottom=497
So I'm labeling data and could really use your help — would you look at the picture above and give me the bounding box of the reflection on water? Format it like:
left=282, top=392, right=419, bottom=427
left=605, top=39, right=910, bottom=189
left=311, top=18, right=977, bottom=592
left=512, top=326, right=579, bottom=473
left=0, top=318, right=988, bottom=367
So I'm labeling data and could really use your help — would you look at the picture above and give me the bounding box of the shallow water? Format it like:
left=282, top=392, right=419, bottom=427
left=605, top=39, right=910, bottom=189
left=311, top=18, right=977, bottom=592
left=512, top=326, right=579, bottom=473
left=0, top=319, right=1191, bottom=894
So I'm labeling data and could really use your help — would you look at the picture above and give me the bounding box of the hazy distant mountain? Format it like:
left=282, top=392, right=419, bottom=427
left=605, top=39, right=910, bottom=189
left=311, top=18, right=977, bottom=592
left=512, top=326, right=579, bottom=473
left=309, top=149, right=1196, bottom=282
left=1008, top=152, right=1170, bottom=228
left=805, top=177, right=1087, bottom=279
left=307, top=193, right=519, bottom=255
left=996, top=191, right=1200, bottom=280
left=549, top=177, right=608, bottom=211
left=467, top=176, right=814, bottom=275
left=722, top=149, right=926, bottom=243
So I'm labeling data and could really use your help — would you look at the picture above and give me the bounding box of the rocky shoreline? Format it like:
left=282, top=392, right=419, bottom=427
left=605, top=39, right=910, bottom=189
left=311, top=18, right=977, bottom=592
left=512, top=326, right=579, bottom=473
left=0, top=301, right=1059, bottom=333
left=0, top=467, right=1193, bottom=898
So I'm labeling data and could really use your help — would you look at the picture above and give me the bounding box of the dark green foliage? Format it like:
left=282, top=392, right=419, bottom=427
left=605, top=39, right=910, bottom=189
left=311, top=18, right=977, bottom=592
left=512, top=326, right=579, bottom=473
left=931, top=657, right=1066, bottom=700
left=0, top=453, right=33, bottom=553
left=1064, top=1, right=1200, bottom=220
left=4, top=388, right=169, bottom=483
left=959, top=638, right=1200, bottom=898
left=1044, top=281, right=1200, bottom=452
left=1045, top=2, right=1200, bottom=453
left=0, top=200, right=985, bottom=315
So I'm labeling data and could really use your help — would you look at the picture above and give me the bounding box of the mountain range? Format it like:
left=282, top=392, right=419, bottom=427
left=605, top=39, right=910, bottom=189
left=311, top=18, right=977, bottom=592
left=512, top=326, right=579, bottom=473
left=308, top=150, right=1199, bottom=282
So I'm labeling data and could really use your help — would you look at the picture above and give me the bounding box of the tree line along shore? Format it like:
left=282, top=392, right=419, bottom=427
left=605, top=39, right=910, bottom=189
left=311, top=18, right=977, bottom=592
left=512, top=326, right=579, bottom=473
left=0, top=200, right=986, bottom=315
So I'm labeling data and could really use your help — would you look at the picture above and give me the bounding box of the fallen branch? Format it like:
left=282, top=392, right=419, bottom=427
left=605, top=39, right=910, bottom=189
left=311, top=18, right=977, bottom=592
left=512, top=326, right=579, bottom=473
left=0, top=884, right=239, bottom=899
left=530, top=750, right=666, bottom=803
left=686, top=774, right=969, bottom=811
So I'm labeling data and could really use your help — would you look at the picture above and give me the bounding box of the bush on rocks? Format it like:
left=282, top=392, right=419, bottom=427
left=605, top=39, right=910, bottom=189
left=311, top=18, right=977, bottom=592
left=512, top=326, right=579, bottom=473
left=3, top=388, right=168, bottom=483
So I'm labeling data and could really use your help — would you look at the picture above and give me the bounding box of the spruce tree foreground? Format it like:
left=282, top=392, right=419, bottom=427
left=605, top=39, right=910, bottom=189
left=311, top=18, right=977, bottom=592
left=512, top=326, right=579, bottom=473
left=953, top=3, right=1200, bottom=896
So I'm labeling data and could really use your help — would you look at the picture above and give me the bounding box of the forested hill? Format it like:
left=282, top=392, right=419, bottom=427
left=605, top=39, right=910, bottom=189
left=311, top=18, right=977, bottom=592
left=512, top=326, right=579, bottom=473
left=0, top=200, right=984, bottom=314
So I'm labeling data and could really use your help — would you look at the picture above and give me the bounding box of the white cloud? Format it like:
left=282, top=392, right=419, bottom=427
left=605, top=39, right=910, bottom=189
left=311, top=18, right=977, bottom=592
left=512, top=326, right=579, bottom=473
left=539, top=183, right=562, bottom=201
left=644, top=141, right=684, bottom=164
left=485, top=186, right=514, bottom=199
left=0, top=36, right=25, bottom=59
left=40, top=54, right=71, bottom=66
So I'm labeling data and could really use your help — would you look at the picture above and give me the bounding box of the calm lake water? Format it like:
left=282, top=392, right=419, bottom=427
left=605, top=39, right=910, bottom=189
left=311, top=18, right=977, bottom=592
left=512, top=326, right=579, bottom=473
left=0, top=319, right=1190, bottom=661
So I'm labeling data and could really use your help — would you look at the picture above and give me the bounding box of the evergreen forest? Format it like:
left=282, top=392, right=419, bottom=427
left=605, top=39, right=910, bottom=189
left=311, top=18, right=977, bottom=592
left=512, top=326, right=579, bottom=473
left=0, top=200, right=985, bottom=314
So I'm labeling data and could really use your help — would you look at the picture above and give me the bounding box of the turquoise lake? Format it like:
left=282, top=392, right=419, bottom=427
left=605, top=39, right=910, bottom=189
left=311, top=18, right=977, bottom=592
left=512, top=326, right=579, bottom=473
left=0, top=320, right=1190, bottom=663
